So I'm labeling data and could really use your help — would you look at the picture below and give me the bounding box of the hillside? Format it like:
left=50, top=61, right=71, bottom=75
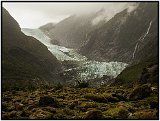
left=80, top=3, right=158, bottom=64
left=40, top=9, right=106, bottom=48
left=2, top=8, right=62, bottom=90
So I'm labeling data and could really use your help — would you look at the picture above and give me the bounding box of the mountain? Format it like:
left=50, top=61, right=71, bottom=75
left=39, top=22, right=56, bottom=34
left=39, top=23, right=60, bottom=45
left=21, top=28, right=51, bottom=46
left=80, top=3, right=158, bottom=64
left=21, top=28, right=128, bottom=87
left=2, top=8, right=62, bottom=90
left=40, top=9, right=106, bottom=48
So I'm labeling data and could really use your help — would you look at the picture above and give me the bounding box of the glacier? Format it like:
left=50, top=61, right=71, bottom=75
left=21, top=28, right=128, bottom=82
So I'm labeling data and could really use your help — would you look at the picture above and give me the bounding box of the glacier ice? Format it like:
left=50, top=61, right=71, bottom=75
left=21, top=28, right=128, bottom=81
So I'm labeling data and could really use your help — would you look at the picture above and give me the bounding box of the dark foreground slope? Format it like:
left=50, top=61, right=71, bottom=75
left=2, top=8, right=62, bottom=90
left=80, top=3, right=158, bottom=64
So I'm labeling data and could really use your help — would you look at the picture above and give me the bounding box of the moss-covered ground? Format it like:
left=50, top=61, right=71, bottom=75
left=2, top=84, right=158, bottom=119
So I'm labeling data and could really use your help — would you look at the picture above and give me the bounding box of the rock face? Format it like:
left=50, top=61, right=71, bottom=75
left=2, top=8, right=62, bottom=90
left=80, top=3, right=158, bottom=64
left=40, top=9, right=106, bottom=48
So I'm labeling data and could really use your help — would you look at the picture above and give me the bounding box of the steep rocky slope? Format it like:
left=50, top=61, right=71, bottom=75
left=39, top=23, right=60, bottom=45
left=80, top=3, right=158, bottom=64
left=2, top=8, right=62, bottom=90
left=40, top=9, right=106, bottom=48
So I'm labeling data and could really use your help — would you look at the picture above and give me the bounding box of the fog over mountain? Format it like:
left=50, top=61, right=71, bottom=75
left=3, top=2, right=138, bottom=28
left=2, top=2, right=158, bottom=120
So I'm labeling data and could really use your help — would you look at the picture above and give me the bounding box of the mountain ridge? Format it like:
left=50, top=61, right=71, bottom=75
left=2, top=8, right=63, bottom=90
left=79, top=2, right=158, bottom=64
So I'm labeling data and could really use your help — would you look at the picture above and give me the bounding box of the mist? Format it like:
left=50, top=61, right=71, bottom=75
left=3, top=2, right=138, bottom=28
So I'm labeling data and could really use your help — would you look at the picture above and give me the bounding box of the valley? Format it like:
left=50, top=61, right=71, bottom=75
left=2, top=2, right=159, bottom=120
left=22, top=28, right=128, bottom=85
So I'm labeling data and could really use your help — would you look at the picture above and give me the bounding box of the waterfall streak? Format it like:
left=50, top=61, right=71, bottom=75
left=132, top=42, right=139, bottom=59
left=141, top=21, right=152, bottom=42
left=132, top=21, right=152, bottom=60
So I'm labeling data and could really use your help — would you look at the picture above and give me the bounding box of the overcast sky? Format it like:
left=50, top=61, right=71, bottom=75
left=3, top=2, right=137, bottom=28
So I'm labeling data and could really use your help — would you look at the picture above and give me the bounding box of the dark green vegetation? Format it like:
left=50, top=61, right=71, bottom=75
left=2, top=8, right=63, bottom=91
left=2, top=84, right=158, bottom=119
left=115, top=57, right=158, bottom=85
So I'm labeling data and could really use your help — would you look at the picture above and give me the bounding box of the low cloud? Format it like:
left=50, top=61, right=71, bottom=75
left=3, top=2, right=138, bottom=28
left=92, top=3, right=139, bottom=25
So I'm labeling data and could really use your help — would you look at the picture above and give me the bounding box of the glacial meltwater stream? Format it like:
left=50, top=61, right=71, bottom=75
left=21, top=28, right=128, bottom=83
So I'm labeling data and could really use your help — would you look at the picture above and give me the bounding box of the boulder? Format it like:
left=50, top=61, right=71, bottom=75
left=15, top=102, right=24, bottom=110
left=39, top=96, right=57, bottom=107
left=128, top=84, right=152, bottom=100
left=84, top=110, right=104, bottom=119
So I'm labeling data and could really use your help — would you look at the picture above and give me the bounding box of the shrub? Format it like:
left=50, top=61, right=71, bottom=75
left=63, top=108, right=75, bottom=115
left=54, top=83, right=63, bottom=90
left=80, top=102, right=98, bottom=109
left=84, top=93, right=119, bottom=103
left=76, top=81, right=89, bottom=88
left=103, top=107, right=129, bottom=119
left=129, top=110, right=158, bottom=119
left=148, top=96, right=158, bottom=109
